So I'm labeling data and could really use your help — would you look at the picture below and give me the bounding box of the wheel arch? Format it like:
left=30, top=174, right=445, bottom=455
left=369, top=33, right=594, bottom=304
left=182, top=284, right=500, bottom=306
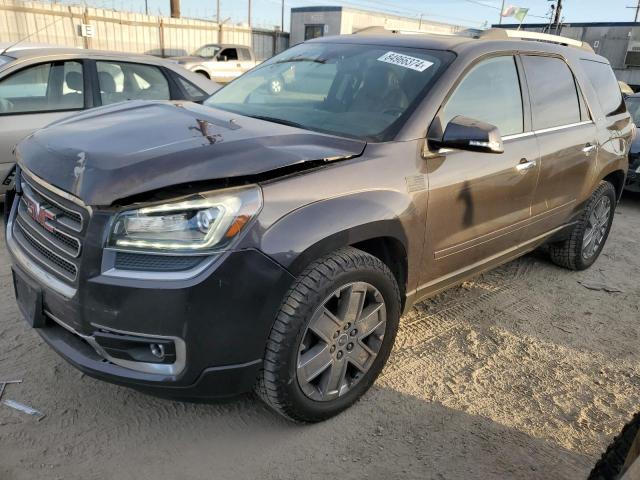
left=192, top=68, right=211, bottom=79
left=258, top=190, right=413, bottom=307
left=602, top=169, right=626, bottom=201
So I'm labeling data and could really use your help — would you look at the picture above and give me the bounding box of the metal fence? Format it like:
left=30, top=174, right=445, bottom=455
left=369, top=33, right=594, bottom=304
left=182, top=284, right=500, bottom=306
left=0, top=0, right=289, bottom=58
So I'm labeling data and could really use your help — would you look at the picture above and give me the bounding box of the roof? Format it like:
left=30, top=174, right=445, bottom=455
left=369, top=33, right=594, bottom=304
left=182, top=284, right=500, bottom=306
left=308, top=31, right=606, bottom=62
left=1, top=46, right=175, bottom=66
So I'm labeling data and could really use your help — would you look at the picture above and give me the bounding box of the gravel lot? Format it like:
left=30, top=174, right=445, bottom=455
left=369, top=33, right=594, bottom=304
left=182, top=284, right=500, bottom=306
left=1, top=194, right=639, bottom=480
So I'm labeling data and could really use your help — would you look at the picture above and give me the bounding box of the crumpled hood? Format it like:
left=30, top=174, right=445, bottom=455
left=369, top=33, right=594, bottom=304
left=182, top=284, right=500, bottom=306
left=16, top=101, right=366, bottom=205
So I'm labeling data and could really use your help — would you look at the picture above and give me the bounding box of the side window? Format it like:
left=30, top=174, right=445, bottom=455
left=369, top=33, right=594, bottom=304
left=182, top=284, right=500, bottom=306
left=442, top=56, right=524, bottom=136
left=219, top=48, right=238, bottom=61
left=0, top=61, right=84, bottom=114
left=521, top=56, right=582, bottom=130
left=97, top=61, right=170, bottom=106
left=305, top=25, right=324, bottom=41
left=580, top=59, right=625, bottom=117
left=175, top=76, right=207, bottom=99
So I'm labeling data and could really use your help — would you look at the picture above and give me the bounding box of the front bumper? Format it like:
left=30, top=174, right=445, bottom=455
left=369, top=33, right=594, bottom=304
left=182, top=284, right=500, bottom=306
left=9, top=237, right=295, bottom=399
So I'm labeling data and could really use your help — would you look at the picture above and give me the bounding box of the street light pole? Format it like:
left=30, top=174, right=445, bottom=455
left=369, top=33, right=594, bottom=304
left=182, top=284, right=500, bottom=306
left=499, top=0, right=506, bottom=25
left=248, top=0, right=252, bottom=27
left=217, top=0, right=220, bottom=24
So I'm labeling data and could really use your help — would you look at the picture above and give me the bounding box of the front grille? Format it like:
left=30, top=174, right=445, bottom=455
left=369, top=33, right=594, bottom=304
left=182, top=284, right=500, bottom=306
left=10, top=172, right=89, bottom=285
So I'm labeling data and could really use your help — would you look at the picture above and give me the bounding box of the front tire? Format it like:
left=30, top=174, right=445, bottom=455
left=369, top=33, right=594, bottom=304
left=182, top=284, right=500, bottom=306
left=549, top=181, right=616, bottom=270
left=256, top=247, right=401, bottom=422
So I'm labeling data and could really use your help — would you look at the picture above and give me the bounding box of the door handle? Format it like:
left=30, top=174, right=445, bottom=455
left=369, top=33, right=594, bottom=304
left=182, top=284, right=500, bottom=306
left=516, top=158, right=537, bottom=172
left=582, top=144, right=597, bottom=155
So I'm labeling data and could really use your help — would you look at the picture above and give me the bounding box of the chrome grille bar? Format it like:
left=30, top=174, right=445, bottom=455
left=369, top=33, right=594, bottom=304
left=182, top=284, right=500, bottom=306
left=9, top=171, right=89, bottom=287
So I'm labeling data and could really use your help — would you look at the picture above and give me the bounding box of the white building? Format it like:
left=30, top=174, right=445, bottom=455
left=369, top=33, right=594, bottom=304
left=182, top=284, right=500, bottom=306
left=290, top=6, right=470, bottom=46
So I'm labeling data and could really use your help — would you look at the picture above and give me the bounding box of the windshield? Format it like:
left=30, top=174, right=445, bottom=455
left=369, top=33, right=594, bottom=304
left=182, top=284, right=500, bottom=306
left=626, top=96, right=640, bottom=125
left=205, top=42, right=454, bottom=141
left=193, top=45, right=220, bottom=58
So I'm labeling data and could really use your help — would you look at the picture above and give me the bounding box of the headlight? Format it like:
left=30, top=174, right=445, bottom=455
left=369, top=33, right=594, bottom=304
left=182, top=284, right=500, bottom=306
left=107, top=185, right=262, bottom=253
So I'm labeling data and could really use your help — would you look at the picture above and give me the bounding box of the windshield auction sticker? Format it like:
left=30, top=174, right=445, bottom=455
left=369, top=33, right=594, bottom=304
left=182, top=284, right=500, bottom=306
left=377, top=51, right=434, bottom=72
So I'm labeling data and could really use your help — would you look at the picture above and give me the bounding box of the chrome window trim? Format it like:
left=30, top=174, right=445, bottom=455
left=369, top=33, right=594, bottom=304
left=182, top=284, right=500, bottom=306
left=502, top=131, right=535, bottom=141
left=439, top=120, right=594, bottom=151
left=533, top=120, right=594, bottom=135
left=6, top=200, right=77, bottom=299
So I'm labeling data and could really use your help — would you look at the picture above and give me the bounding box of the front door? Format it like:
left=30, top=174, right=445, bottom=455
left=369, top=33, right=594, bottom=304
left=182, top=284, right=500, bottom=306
left=419, top=55, right=540, bottom=294
left=213, top=47, right=242, bottom=83
left=0, top=60, right=87, bottom=191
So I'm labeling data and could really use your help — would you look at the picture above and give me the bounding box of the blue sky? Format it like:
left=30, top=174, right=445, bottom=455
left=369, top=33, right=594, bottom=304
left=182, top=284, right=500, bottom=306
left=77, top=0, right=639, bottom=30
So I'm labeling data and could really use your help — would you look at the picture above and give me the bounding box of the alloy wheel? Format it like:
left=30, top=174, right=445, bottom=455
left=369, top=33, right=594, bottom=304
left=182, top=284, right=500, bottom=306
left=296, top=282, right=387, bottom=402
left=582, top=195, right=612, bottom=260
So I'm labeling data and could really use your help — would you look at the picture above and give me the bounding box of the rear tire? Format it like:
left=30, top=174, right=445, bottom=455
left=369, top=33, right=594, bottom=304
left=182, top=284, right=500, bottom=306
left=549, top=181, right=616, bottom=271
left=256, top=247, right=401, bottom=423
left=589, top=412, right=640, bottom=480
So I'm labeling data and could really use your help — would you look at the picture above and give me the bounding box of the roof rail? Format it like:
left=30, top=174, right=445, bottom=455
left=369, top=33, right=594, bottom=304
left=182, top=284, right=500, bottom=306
left=353, top=25, right=464, bottom=37
left=480, top=28, right=594, bottom=52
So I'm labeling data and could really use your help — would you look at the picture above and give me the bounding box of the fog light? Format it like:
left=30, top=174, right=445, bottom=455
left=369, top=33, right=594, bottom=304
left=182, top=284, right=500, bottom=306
left=150, top=343, right=165, bottom=360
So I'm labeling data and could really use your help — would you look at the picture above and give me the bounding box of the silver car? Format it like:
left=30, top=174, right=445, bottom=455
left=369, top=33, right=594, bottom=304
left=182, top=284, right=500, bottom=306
left=0, top=46, right=219, bottom=198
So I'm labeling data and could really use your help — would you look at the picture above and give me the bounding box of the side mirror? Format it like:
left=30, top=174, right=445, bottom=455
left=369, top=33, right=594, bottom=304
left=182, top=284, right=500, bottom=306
left=217, top=55, right=228, bottom=62
left=432, top=115, right=504, bottom=154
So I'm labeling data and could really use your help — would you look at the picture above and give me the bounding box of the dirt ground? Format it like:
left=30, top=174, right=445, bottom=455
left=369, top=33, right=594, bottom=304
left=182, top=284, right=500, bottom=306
left=0, top=194, right=639, bottom=480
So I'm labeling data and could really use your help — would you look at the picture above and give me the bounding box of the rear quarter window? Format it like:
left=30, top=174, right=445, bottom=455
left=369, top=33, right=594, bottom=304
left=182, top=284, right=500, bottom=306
left=580, top=60, right=625, bottom=117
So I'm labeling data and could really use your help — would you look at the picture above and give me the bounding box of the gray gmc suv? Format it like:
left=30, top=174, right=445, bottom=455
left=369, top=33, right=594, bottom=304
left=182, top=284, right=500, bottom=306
left=5, top=29, right=633, bottom=422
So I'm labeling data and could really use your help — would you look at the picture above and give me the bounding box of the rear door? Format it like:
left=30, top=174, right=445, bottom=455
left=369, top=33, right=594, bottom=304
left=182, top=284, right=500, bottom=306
left=94, top=60, right=171, bottom=106
left=421, top=55, right=541, bottom=290
left=0, top=60, right=88, bottom=191
left=520, top=54, right=597, bottom=236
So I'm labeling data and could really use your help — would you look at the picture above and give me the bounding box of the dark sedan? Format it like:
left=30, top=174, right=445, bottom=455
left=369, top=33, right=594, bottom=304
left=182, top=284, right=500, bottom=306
left=625, top=94, right=640, bottom=192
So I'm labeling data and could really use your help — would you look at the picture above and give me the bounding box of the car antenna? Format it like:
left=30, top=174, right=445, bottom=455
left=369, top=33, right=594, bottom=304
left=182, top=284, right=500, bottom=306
left=0, top=16, right=65, bottom=56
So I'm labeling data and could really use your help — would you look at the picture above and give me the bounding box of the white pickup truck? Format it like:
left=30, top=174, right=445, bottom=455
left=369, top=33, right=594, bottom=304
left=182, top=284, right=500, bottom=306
left=172, top=44, right=259, bottom=83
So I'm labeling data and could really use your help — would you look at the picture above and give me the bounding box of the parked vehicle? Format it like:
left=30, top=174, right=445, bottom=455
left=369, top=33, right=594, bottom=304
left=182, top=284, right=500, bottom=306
left=590, top=412, right=640, bottom=479
left=5, top=29, right=632, bottom=422
left=171, top=44, right=259, bottom=83
left=0, top=47, right=218, bottom=199
left=624, top=94, right=640, bottom=192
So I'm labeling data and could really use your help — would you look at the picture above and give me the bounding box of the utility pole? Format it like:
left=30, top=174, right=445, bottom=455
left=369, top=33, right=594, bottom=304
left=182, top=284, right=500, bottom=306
left=248, top=0, right=252, bottom=27
left=499, top=0, right=506, bottom=25
left=281, top=0, right=285, bottom=32
left=626, top=0, right=640, bottom=22
left=170, top=0, right=180, bottom=18
left=217, top=0, right=220, bottom=24
left=553, top=0, right=563, bottom=28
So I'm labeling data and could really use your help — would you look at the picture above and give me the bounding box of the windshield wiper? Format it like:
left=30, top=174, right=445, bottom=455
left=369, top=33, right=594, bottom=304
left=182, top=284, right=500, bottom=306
left=246, top=115, right=307, bottom=129
left=274, top=57, right=326, bottom=65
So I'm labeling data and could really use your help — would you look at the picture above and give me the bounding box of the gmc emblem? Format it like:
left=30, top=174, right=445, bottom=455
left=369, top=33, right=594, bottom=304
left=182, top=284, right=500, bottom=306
left=25, top=196, right=57, bottom=233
